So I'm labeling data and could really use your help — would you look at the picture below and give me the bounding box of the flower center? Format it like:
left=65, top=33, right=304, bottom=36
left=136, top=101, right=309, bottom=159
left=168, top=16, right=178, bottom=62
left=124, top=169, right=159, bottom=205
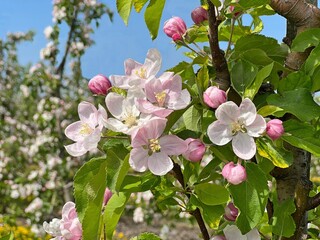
left=231, top=121, right=246, bottom=135
left=124, top=114, right=137, bottom=127
left=149, top=138, right=161, bottom=153
left=79, top=123, right=93, bottom=135
left=155, top=91, right=167, bottom=107
left=135, top=68, right=147, bottom=79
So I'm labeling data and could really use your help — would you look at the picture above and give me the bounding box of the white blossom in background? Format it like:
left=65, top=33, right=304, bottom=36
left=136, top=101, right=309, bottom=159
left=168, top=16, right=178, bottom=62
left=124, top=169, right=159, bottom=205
left=25, top=197, right=43, bottom=213
left=133, top=207, right=144, bottom=223
left=44, top=26, right=54, bottom=39
left=20, top=85, right=30, bottom=97
left=40, top=41, right=56, bottom=60
left=52, top=6, right=66, bottom=22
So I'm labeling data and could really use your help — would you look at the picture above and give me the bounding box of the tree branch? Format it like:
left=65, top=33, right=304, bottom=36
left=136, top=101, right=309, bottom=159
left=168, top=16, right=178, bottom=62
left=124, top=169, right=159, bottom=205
left=307, top=192, right=320, bottom=210
left=172, top=163, right=210, bottom=240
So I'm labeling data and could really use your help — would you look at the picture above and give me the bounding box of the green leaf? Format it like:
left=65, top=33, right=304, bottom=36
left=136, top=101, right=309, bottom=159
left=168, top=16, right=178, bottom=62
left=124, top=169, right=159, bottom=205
left=0, top=233, right=14, bottom=240
left=267, top=88, right=320, bottom=122
left=278, top=71, right=312, bottom=94
left=210, top=0, right=222, bottom=7
left=311, top=66, right=320, bottom=91
left=144, top=0, right=166, bottom=40
left=105, top=144, right=130, bottom=192
left=231, top=60, right=258, bottom=96
left=183, top=106, right=201, bottom=132
left=256, top=138, right=293, bottom=168
left=282, top=119, right=320, bottom=157
left=304, top=45, right=320, bottom=75
left=133, top=0, right=148, bottom=13
left=257, top=105, right=285, bottom=117
left=244, top=63, right=274, bottom=99
left=291, top=28, right=320, bottom=52
left=196, top=65, right=209, bottom=101
left=116, top=0, right=133, bottom=25
left=229, top=162, right=269, bottom=234
left=104, top=192, right=130, bottom=240
left=130, top=232, right=161, bottom=240
left=272, top=198, right=296, bottom=237
left=238, top=0, right=269, bottom=9
left=74, top=157, right=107, bottom=240
left=120, top=172, right=161, bottom=192
left=195, top=182, right=229, bottom=206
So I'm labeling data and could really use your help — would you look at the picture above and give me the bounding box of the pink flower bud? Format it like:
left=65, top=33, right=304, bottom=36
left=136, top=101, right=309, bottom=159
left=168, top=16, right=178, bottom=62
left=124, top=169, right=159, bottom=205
left=88, top=74, right=111, bottom=95
left=203, top=86, right=227, bottom=109
left=103, top=188, right=112, bottom=206
left=221, top=162, right=247, bottom=185
left=183, top=138, right=206, bottom=162
left=191, top=7, right=208, bottom=25
left=163, top=17, right=187, bottom=41
left=224, top=202, right=239, bottom=221
left=266, top=119, right=284, bottom=140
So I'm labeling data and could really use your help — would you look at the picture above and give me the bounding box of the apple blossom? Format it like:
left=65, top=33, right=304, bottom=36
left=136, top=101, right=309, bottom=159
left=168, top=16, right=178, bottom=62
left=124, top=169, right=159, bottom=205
left=183, top=138, right=206, bottom=162
left=60, top=202, right=82, bottom=240
left=43, top=218, right=62, bottom=239
left=105, top=89, right=152, bottom=135
left=88, top=74, right=112, bottom=95
left=224, top=202, right=239, bottom=221
left=137, top=72, right=191, bottom=117
left=163, top=16, right=187, bottom=41
left=223, top=225, right=260, bottom=240
left=110, top=48, right=161, bottom=89
left=129, top=118, right=188, bottom=176
left=207, top=98, right=266, bottom=160
left=191, top=7, right=208, bottom=24
left=266, top=119, right=284, bottom=140
left=64, top=101, right=108, bottom=157
left=203, top=86, right=227, bottom=109
left=222, top=162, right=247, bottom=185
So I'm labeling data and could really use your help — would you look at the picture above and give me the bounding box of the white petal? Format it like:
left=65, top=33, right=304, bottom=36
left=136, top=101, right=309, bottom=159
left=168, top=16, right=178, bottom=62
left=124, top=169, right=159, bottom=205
left=106, top=118, right=128, bottom=134
left=125, top=59, right=142, bottom=75
left=65, top=121, right=86, bottom=142
left=245, top=228, right=261, bottom=240
left=148, top=152, right=173, bottom=176
left=162, top=73, right=181, bottom=92
left=78, top=101, right=98, bottom=127
left=223, top=225, right=246, bottom=240
left=215, top=101, right=239, bottom=123
left=159, top=135, right=188, bottom=155
left=129, top=148, right=149, bottom=172
left=238, top=98, right=257, bottom=126
left=145, top=48, right=162, bottom=77
left=207, top=120, right=233, bottom=145
left=98, top=104, right=108, bottom=130
left=65, top=142, right=87, bottom=157
left=246, top=115, right=266, bottom=137
left=105, top=93, right=125, bottom=119
left=109, top=75, right=130, bottom=89
left=82, top=128, right=101, bottom=151
left=168, top=89, right=190, bottom=110
left=232, top=132, right=256, bottom=160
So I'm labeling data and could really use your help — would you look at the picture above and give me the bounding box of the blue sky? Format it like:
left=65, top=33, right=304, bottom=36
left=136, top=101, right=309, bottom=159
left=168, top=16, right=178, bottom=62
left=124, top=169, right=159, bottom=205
left=0, top=1, right=285, bottom=78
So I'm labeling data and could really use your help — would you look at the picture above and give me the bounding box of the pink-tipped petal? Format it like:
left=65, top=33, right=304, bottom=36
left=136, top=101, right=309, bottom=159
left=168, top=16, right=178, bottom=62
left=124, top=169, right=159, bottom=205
left=148, top=152, right=173, bottom=176
left=207, top=120, right=233, bottom=145
left=232, top=132, right=256, bottom=160
left=145, top=48, right=162, bottom=77
left=215, top=101, right=239, bottom=123
left=238, top=98, right=257, bottom=126
left=129, top=147, right=149, bottom=172
left=124, top=59, right=142, bottom=75
left=159, top=135, right=188, bottom=155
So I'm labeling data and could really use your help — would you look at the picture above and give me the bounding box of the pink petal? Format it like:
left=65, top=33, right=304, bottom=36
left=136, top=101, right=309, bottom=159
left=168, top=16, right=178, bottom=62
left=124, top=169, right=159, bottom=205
left=147, top=152, right=173, bottom=176
left=238, top=98, right=257, bottom=126
left=78, top=101, right=98, bottom=127
left=65, top=121, right=87, bottom=142
left=124, top=59, right=142, bottom=75
left=62, top=202, right=76, bottom=220
left=145, top=78, right=163, bottom=103
left=65, top=142, right=87, bottom=157
left=207, top=120, right=233, bottom=145
left=215, top=101, right=239, bottom=123
left=246, top=114, right=266, bottom=137
left=159, top=135, right=188, bottom=155
left=105, top=93, right=125, bottom=119
left=145, top=48, right=162, bottom=77
left=109, top=75, right=130, bottom=89
left=82, top=128, right=101, bottom=150
left=232, top=132, right=256, bottom=160
left=129, top=147, right=149, bottom=172
left=167, top=89, right=190, bottom=110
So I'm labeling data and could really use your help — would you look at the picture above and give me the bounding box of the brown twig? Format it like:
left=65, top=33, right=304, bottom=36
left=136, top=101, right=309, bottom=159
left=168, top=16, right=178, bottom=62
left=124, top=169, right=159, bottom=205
left=307, top=192, right=320, bottom=211
left=172, top=163, right=210, bottom=240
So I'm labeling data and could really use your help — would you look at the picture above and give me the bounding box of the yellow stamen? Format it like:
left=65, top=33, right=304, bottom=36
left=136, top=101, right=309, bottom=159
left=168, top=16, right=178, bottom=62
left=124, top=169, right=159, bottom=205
left=149, top=138, right=161, bottom=152
left=79, top=123, right=93, bottom=135
left=135, top=68, right=147, bottom=79
left=155, top=91, right=167, bottom=107
left=124, top=115, right=137, bottom=127
left=231, top=121, right=246, bottom=135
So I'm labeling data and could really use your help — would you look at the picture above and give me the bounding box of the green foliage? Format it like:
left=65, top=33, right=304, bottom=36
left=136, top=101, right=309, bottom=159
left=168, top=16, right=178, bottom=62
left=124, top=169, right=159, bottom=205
left=73, top=157, right=107, bottom=240
left=291, top=28, right=320, bottom=52
left=195, top=182, right=229, bottom=206
left=116, top=0, right=133, bottom=25
left=144, top=0, right=166, bottom=40
left=272, top=198, right=296, bottom=237
left=130, top=232, right=162, bottom=240
left=0, top=233, right=14, bottom=240
left=229, top=162, right=269, bottom=234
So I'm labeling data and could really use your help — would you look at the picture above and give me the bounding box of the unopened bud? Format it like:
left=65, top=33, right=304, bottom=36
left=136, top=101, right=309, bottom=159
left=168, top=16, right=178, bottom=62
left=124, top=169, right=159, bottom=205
left=203, top=86, right=227, bottom=109
left=163, top=17, right=187, bottom=42
left=266, top=119, right=284, bottom=140
left=183, top=138, right=206, bottom=162
left=224, top=202, right=239, bottom=221
left=191, top=7, right=208, bottom=25
left=103, top=188, right=112, bottom=206
left=221, top=162, right=247, bottom=185
left=88, top=74, right=112, bottom=95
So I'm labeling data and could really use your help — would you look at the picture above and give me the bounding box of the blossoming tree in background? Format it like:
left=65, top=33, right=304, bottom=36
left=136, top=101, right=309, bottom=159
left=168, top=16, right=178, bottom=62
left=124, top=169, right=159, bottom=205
left=2, top=0, right=320, bottom=239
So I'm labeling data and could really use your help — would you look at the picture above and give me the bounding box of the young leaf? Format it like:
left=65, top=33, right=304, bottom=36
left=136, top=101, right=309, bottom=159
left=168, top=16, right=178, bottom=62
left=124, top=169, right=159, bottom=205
left=133, top=0, right=149, bottom=13
left=272, top=198, right=296, bottom=237
left=104, top=192, right=130, bottom=240
left=183, top=105, right=202, bottom=132
left=267, top=88, right=320, bottom=122
left=116, top=0, right=134, bottom=25
left=0, top=233, right=14, bottom=240
left=144, top=0, right=166, bottom=40
left=278, top=71, right=312, bottom=94
left=256, top=138, right=293, bottom=168
left=291, top=28, right=320, bottom=52
left=195, top=182, right=229, bottom=206
left=228, top=162, right=269, bottom=234
left=130, top=232, right=161, bottom=240
left=73, top=157, right=107, bottom=240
